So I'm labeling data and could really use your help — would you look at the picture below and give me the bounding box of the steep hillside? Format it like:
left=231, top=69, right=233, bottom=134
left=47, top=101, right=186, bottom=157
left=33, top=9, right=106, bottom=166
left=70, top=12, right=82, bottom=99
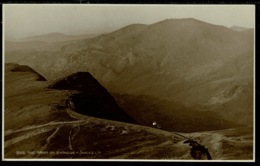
left=113, top=93, right=236, bottom=132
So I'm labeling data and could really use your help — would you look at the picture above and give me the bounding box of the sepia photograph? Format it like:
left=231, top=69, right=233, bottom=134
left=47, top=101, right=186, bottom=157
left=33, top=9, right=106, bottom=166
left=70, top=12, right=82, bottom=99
left=2, top=4, right=255, bottom=161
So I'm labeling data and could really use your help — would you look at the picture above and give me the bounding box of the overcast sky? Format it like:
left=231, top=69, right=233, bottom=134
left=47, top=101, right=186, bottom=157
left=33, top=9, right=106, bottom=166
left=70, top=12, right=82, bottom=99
left=4, top=4, right=255, bottom=40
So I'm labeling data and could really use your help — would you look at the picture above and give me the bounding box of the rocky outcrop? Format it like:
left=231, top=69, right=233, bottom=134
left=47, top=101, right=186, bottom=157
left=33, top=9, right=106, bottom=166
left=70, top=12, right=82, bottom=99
left=49, top=72, right=137, bottom=124
left=6, top=63, right=47, bottom=81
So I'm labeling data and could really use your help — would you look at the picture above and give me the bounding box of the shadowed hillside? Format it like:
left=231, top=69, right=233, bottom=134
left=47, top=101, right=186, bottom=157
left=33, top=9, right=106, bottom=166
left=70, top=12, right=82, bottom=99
left=113, top=93, right=237, bottom=132
left=48, top=72, right=136, bottom=124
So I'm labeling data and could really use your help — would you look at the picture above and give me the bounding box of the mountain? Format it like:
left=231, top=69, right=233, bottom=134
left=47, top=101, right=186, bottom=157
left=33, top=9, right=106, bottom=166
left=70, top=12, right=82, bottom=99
left=4, top=18, right=254, bottom=129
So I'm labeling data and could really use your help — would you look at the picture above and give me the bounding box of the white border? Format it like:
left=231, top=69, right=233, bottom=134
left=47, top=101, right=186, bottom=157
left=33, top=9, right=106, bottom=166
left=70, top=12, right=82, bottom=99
left=2, top=4, right=256, bottom=162
left=2, top=4, right=6, bottom=161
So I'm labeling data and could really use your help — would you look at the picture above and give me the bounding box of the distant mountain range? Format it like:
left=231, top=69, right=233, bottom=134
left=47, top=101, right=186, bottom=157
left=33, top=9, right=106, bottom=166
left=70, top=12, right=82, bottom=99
left=19, top=32, right=98, bottom=43
left=5, top=18, right=254, bottom=129
left=230, top=25, right=252, bottom=31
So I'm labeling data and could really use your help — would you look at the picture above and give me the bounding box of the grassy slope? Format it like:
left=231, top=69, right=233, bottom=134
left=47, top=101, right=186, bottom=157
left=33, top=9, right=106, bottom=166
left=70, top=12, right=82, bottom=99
left=182, top=126, right=253, bottom=160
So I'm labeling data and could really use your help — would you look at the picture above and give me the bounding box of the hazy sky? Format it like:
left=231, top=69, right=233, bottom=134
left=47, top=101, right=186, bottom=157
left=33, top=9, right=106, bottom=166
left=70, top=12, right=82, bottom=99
left=4, top=4, right=255, bottom=40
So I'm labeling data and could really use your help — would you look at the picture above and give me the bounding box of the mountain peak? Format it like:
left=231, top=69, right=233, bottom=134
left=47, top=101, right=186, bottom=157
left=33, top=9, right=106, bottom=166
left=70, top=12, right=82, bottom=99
left=156, top=18, right=203, bottom=24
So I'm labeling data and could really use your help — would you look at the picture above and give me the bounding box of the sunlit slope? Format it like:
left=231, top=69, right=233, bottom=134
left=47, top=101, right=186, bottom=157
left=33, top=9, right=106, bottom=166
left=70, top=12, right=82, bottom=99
left=182, top=126, right=253, bottom=160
